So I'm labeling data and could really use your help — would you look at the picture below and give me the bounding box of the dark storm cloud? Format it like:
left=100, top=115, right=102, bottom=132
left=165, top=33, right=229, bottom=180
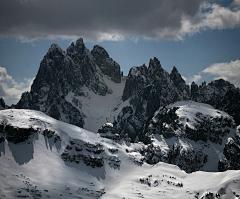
left=0, top=0, right=239, bottom=41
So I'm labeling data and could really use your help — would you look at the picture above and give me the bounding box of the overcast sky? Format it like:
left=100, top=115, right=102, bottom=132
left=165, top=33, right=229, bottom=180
left=0, top=0, right=240, bottom=105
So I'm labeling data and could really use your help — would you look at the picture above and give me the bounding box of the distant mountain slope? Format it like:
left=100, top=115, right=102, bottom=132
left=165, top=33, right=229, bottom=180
left=1, top=109, right=240, bottom=198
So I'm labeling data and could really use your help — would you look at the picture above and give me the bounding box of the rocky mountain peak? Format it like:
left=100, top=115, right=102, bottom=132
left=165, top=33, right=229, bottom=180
left=148, top=57, right=164, bottom=76
left=16, top=38, right=121, bottom=128
left=170, top=66, right=184, bottom=84
left=48, top=43, right=63, bottom=52
left=0, top=98, right=6, bottom=110
left=91, top=45, right=109, bottom=59
left=91, top=45, right=121, bottom=83
left=208, top=78, right=233, bottom=89
left=170, top=66, right=190, bottom=98
left=122, top=64, right=148, bottom=101
left=46, top=44, right=66, bottom=61
left=76, top=38, right=84, bottom=46
left=66, top=38, right=88, bottom=61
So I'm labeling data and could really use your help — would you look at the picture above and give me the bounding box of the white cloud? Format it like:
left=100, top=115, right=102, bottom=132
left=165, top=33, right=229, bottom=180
left=202, top=59, right=240, bottom=88
left=185, top=74, right=202, bottom=85
left=0, top=66, right=34, bottom=105
left=178, top=2, right=240, bottom=40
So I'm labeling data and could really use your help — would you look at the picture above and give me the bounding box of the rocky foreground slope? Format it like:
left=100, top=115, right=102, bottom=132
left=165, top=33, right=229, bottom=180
left=0, top=109, right=240, bottom=199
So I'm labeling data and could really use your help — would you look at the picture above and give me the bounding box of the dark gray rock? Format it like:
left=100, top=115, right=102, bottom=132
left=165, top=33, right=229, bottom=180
left=190, top=79, right=240, bottom=125
left=0, top=98, right=6, bottom=110
left=91, top=45, right=121, bottom=83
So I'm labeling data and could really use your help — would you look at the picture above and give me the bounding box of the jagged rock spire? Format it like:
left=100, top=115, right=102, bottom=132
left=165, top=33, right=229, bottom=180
left=0, top=98, right=6, bottom=110
left=170, top=66, right=190, bottom=98
left=91, top=45, right=121, bottom=83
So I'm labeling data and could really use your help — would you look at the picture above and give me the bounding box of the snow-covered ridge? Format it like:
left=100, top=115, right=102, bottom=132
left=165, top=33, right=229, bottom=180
left=0, top=109, right=240, bottom=198
left=143, top=101, right=237, bottom=173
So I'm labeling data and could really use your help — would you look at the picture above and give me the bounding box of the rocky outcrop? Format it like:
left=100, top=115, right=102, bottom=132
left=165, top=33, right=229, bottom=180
left=91, top=45, right=121, bottom=83
left=61, top=139, right=104, bottom=168
left=143, top=143, right=208, bottom=173
left=170, top=66, right=190, bottom=99
left=0, top=123, right=37, bottom=144
left=0, top=98, right=6, bottom=110
left=97, top=123, right=120, bottom=141
left=218, top=126, right=240, bottom=171
left=190, top=79, right=240, bottom=125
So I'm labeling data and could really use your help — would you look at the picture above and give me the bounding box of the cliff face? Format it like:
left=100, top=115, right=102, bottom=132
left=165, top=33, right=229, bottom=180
left=91, top=45, right=121, bottom=83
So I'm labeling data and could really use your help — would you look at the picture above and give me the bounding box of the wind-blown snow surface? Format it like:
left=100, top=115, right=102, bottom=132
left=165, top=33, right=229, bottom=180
left=0, top=109, right=240, bottom=199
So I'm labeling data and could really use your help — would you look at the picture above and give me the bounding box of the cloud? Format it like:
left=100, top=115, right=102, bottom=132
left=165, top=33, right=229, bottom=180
left=0, top=0, right=239, bottom=42
left=202, top=59, right=240, bottom=88
left=185, top=74, right=202, bottom=85
left=179, top=2, right=240, bottom=38
left=0, top=66, right=33, bottom=105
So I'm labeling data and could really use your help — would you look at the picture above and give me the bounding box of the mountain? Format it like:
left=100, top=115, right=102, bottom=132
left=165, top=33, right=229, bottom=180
left=15, top=38, right=240, bottom=137
left=16, top=38, right=124, bottom=132
left=1, top=109, right=240, bottom=198
left=2, top=38, right=240, bottom=198
left=115, top=58, right=191, bottom=142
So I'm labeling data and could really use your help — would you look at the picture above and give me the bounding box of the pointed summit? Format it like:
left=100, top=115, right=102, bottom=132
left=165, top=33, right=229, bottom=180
left=170, top=66, right=190, bottom=99
left=66, top=38, right=87, bottom=59
left=0, top=98, right=6, bottom=110
left=148, top=57, right=164, bottom=76
left=91, top=45, right=121, bottom=83
left=170, top=66, right=186, bottom=86
left=47, top=43, right=65, bottom=59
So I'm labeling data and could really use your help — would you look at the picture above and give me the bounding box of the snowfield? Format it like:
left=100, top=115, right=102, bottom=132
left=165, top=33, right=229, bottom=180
left=65, top=75, right=129, bottom=133
left=0, top=108, right=240, bottom=199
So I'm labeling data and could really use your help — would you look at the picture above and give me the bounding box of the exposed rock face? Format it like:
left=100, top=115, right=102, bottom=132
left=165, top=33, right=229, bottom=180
left=218, top=126, right=240, bottom=171
left=116, top=58, right=190, bottom=142
left=0, top=123, right=37, bottom=144
left=61, top=140, right=104, bottom=168
left=97, top=123, right=120, bottom=140
left=16, top=38, right=121, bottom=128
left=91, top=45, right=121, bottom=83
left=0, top=98, right=5, bottom=110
left=190, top=79, right=240, bottom=126
left=170, top=66, right=190, bottom=98
left=143, top=143, right=208, bottom=173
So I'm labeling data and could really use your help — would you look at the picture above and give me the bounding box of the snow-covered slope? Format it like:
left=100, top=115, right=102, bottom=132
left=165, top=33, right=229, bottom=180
left=1, top=109, right=240, bottom=199
left=143, top=101, right=237, bottom=173
left=65, top=75, right=129, bottom=133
